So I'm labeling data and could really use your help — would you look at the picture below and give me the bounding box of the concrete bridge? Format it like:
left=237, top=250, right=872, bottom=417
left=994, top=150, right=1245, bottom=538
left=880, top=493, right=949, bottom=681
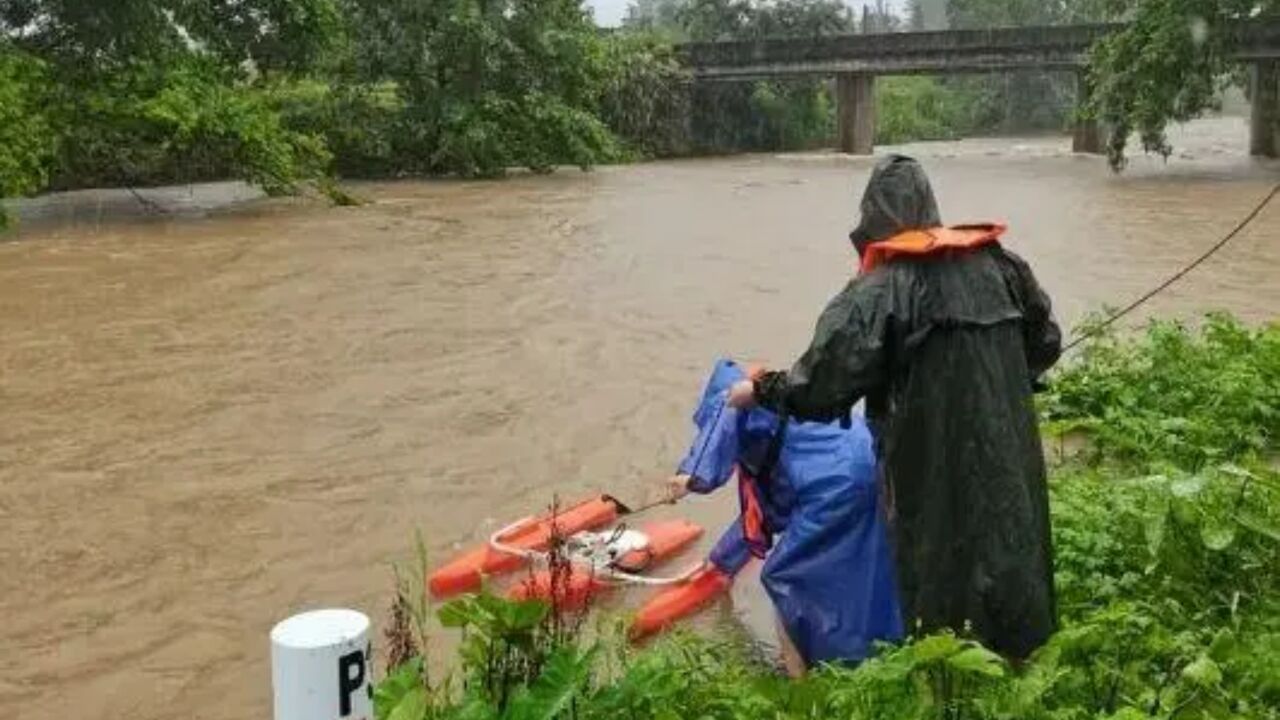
left=677, top=21, right=1280, bottom=157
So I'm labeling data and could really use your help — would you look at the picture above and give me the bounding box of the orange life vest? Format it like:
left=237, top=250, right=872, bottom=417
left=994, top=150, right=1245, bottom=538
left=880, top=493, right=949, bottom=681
left=859, top=223, right=1007, bottom=274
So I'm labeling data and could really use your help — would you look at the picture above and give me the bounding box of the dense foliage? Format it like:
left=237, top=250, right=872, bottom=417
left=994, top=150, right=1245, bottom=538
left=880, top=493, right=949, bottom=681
left=373, top=313, right=1279, bottom=720
left=0, top=46, right=53, bottom=230
left=1087, top=0, right=1280, bottom=170
left=336, top=0, right=618, bottom=178
left=0, top=0, right=343, bottom=226
left=1043, top=314, right=1279, bottom=471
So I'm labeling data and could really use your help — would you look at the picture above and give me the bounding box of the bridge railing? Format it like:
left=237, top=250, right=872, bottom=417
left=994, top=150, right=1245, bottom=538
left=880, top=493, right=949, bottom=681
left=677, top=20, right=1280, bottom=78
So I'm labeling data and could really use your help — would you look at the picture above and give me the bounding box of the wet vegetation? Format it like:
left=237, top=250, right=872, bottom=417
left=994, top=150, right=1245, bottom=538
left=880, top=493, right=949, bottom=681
left=2, top=0, right=1276, bottom=227
left=376, top=314, right=1280, bottom=720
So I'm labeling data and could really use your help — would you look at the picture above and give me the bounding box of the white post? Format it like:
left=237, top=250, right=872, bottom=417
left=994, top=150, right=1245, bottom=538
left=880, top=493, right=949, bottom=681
left=271, top=609, right=373, bottom=720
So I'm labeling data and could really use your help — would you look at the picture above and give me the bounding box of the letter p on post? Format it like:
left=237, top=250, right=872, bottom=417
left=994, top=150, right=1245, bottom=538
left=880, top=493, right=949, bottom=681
left=271, top=609, right=373, bottom=720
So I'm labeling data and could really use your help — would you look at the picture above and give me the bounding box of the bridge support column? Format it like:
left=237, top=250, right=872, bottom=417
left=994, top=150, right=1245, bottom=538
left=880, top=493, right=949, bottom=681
left=1072, top=72, right=1104, bottom=155
left=836, top=73, right=876, bottom=155
left=1250, top=60, right=1279, bottom=158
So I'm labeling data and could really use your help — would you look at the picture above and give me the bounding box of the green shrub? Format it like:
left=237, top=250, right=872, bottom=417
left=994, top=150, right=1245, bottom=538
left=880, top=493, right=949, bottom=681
left=44, top=56, right=329, bottom=194
left=599, top=33, right=692, bottom=159
left=1042, top=314, right=1280, bottom=470
left=0, top=47, right=56, bottom=228
left=876, top=76, right=974, bottom=145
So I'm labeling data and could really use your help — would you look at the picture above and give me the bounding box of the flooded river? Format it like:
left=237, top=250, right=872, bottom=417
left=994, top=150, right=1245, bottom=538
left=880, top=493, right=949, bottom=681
left=2, top=117, right=1277, bottom=720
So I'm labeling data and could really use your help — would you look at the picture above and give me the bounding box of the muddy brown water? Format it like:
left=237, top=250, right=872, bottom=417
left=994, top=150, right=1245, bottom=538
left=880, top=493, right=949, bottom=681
left=2, top=118, right=1278, bottom=720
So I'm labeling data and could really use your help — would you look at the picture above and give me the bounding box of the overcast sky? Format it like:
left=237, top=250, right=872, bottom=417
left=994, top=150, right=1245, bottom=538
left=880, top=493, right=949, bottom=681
left=589, top=0, right=907, bottom=27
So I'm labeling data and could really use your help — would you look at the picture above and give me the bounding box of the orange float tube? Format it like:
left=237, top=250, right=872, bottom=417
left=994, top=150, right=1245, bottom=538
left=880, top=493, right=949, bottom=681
left=628, top=564, right=734, bottom=641
left=508, top=519, right=704, bottom=610
left=427, top=496, right=624, bottom=599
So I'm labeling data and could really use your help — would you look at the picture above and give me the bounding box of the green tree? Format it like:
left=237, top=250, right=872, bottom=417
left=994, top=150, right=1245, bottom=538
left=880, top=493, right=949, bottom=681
left=338, top=0, right=617, bottom=177
left=1087, top=0, right=1279, bottom=170
left=599, top=32, right=692, bottom=157
left=0, top=0, right=343, bottom=212
left=0, top=45, right=55, bottom=228
left=0, top=0, right=343, bottom=72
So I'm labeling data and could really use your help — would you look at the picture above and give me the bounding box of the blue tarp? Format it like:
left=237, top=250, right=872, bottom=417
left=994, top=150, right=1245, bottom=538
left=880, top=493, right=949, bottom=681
left=677, top=359, right=904, bottom=667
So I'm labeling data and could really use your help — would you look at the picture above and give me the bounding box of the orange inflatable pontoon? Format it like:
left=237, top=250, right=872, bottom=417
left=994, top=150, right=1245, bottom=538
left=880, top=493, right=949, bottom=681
left=629, top=564, right=734, bottom=641
left=427, top=495, right=624, bottom=598
left=508, top=519, right=704, bottom=609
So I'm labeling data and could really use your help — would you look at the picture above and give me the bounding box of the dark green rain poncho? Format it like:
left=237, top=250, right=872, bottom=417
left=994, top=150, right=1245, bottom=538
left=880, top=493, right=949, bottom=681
left=753, top=155, right=1062, bottom=659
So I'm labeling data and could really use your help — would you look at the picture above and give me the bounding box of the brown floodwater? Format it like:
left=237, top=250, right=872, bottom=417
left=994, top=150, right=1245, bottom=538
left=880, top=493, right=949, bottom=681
left=2, top=117, right=1278, bottom=720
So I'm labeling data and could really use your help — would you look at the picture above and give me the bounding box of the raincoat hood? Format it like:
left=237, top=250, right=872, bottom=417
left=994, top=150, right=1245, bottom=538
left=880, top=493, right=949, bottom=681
left=849, top=154, right=943, bottom=253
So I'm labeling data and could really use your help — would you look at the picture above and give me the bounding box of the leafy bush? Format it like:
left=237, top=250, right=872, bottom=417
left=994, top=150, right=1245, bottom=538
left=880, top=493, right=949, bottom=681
left=340, top=0, right=619, bottom=178
left=749, top=80, right=836, bottom=150
left=39, top=56, right=330, bottom=194
left=1042, top=314, right=1280, bottom=470
left=599, top=33, right=692, bottom=159
left=269, top=80, right=405, bottom=179
left=0, top=47, right=55, bottom=228
left=877, top=77, right=974, bottom=145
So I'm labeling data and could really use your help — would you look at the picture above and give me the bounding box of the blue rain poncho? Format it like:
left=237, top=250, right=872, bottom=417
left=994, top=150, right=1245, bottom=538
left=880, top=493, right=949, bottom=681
left=677, top=359, right=903, bottom=667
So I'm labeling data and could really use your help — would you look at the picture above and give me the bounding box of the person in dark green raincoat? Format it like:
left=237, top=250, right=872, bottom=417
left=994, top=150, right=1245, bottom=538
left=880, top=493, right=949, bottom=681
left=728, top=155, right=1062, bottom=660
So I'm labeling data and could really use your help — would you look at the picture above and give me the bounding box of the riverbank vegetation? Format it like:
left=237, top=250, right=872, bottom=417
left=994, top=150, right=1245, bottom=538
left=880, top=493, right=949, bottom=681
left=375, top=314, right=1279, bottom=720
left=2, top=0, right=1274, bottom=227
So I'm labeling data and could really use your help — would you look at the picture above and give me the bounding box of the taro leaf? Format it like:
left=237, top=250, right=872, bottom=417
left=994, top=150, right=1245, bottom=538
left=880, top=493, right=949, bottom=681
left=375, top=658, right=424, bottom=720
left=387, top=687, right=429, bottom=720
left=507, top=645, right=598, bottom=720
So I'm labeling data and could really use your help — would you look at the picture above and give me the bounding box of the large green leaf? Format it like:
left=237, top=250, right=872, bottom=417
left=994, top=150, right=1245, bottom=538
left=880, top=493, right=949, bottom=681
left=946, top=646, right=1006, bottom=678
left=909, top=633, right=964, bottom=663
left=499, top=598, right=551, bottom=633
left=375, top=659, right=425, bottom=720
left=439, top=596, right=485, bottom=629
left=388, top=687, right=429, bottom=720
left=1236, top=513, right=1280, bottom=543
left=507, top=646, right=598, bottom=720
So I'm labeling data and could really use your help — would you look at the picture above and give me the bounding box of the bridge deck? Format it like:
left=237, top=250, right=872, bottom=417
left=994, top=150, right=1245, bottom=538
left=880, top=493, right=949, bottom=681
left=679, top=21, right=1280, bottom=79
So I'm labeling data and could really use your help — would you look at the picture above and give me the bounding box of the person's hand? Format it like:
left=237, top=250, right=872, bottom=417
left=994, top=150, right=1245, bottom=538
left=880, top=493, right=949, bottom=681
left=727, top=379, right=757, bottom=409
left=663, top=474, right=692, bottom=504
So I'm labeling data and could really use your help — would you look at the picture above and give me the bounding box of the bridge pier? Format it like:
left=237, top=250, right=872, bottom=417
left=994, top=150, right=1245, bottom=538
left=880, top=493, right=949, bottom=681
left=1072, top=72, right=1104, bottom=155
left=1250, top=60, right=1279, bottom=158
left=836, top=73, right=876, bottom=155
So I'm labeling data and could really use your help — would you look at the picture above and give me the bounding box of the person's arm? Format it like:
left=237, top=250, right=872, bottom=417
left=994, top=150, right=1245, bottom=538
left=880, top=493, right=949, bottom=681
left=751, top=273, right=892, bottom=421
left=999, top=249, right=1062, bottom=384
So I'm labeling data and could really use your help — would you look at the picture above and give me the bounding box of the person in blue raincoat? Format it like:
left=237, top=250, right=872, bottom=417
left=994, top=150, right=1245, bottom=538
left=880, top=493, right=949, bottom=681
left=663, top=358, right=903, bottom=675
